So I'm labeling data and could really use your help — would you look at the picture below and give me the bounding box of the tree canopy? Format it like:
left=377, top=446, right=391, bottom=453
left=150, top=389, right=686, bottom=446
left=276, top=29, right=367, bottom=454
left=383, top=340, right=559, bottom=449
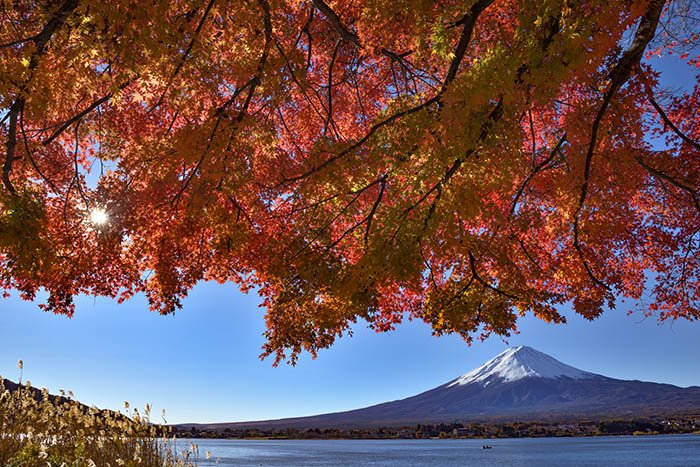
left=1, top=0, right=698, bottom=363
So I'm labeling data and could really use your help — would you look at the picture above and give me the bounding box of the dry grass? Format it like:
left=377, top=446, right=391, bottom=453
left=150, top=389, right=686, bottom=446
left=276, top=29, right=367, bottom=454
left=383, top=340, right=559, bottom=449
left=0, top=372, right=200, bottom=466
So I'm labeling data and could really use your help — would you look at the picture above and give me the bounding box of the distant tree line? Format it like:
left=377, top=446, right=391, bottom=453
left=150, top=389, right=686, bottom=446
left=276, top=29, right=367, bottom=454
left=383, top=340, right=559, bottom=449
left=175, top=416, right=700, bottom=440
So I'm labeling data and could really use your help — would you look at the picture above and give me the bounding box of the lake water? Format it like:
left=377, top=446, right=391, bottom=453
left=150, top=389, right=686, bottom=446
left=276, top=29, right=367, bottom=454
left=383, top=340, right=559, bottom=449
left=179, top=434, right=700, bottom=466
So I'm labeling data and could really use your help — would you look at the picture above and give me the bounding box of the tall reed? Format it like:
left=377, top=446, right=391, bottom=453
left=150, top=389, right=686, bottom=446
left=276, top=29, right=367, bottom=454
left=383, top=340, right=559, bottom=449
left=1, top=365, right=198, bottom=466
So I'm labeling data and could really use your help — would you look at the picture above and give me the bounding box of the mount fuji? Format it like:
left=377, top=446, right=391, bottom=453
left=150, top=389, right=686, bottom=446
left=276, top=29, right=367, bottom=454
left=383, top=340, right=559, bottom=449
left=183, top=346, right=700, bottom=429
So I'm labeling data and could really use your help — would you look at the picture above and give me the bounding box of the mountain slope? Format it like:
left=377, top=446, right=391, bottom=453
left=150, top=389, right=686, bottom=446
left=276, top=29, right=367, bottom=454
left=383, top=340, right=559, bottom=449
left=181, top=346, right=700, bottom=429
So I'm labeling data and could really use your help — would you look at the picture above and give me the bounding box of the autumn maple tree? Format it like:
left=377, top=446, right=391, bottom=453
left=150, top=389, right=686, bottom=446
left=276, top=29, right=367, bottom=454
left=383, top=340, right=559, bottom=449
left=0, top=0, right=698, bottom=362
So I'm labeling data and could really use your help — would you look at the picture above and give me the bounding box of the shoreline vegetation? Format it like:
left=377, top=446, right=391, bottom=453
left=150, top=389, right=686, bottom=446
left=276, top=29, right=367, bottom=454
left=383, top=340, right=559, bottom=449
left=175, top=417, right=700, bottom=441
left=0, top=376, right=200, bottom=467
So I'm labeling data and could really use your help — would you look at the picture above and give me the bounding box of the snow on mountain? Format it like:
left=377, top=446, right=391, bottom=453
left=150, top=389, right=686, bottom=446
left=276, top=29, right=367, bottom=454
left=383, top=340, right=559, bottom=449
left=447, top=346, right=598, bottom=387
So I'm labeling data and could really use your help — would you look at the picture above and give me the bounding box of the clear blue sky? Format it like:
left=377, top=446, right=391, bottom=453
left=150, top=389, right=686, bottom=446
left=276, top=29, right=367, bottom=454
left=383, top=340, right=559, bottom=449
left=1, top=281, right=699, bottom=424
left=1, top=56, right=698, bottom=426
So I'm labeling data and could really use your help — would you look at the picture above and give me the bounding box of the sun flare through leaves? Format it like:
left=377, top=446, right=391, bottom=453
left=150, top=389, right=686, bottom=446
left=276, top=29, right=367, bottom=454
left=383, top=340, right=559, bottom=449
left=0, top=0, right=698, bottom=364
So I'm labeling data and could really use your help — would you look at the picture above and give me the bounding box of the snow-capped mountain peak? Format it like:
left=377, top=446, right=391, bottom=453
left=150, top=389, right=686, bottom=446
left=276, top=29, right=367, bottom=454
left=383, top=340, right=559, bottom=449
left=187, top=345, right=700, bottom=429
left=447, top=346, right=598, bottom=387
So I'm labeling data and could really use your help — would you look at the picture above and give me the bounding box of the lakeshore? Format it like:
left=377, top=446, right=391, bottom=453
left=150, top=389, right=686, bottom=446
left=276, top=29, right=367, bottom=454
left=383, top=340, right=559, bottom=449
left=175, top=415, right=700, bottom=440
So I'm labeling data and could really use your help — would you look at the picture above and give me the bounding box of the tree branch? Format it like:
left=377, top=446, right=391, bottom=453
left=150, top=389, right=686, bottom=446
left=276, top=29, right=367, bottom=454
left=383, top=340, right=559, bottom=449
left=310, top=0, right=360, bottom=46
left=277, top=0, right=497, bottom=187
left=573, top=0, right=666, bottom=290
left=42, top=79, right=134, bottom=147
left=151, top=0, right=217, bottom=110
left=443, top=0, right=495, bottom=89
left=168, top=0, right=271, bottom=205
left=2, top=99, right=23, bottom=194
left=2, top=0, right=79, bottom=194
left=363, top=173, right=387, bottom=246
left=509, top=133, right=567, bottom=218
left=469, top=251, right=520, bottom=301
left=635, top=155, right=700, bottom=212
left=643, top=79, right=700, bottom=152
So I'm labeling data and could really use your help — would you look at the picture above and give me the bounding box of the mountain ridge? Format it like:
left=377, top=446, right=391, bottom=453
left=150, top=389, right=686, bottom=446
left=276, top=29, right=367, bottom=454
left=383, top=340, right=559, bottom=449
left=178, top=346, right=700, bottom=430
